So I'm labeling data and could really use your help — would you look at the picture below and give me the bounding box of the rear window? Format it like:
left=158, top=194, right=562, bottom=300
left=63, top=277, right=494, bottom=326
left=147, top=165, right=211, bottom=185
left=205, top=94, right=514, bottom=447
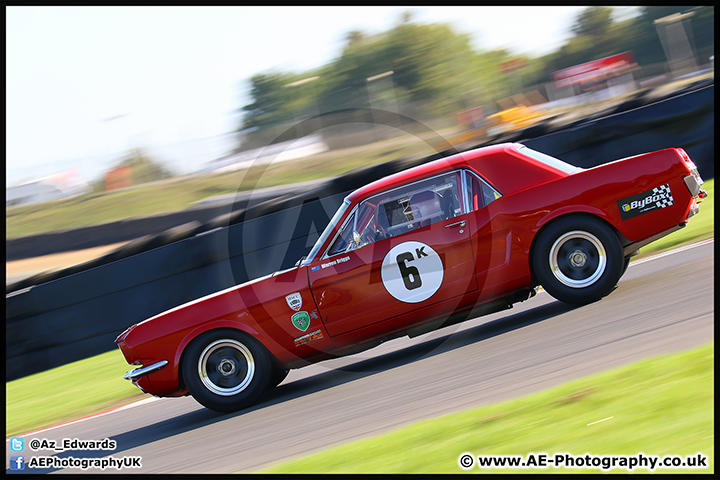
left=517, top=145, right=580, bottom=174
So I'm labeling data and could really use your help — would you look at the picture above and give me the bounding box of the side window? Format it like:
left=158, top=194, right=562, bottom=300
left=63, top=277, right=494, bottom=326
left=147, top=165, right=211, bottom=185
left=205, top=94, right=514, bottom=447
left=378, top=172, right=463, bottom=238
left=327, top=201, right=378, bottom=256
left=464, top=170, right=501, bottom=211
left=325, top=171, right=464, bottom=257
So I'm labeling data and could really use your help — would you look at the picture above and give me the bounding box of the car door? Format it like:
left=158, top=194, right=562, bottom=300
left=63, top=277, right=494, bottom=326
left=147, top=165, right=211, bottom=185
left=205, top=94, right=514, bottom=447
left=307, top=170, right=478, bottom=338
left=463, top=168, right=517, bottom=297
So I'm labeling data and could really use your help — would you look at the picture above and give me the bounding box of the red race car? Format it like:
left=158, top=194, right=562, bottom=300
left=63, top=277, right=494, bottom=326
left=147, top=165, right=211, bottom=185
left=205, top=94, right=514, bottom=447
left=116, top=143, right=706, bottom=412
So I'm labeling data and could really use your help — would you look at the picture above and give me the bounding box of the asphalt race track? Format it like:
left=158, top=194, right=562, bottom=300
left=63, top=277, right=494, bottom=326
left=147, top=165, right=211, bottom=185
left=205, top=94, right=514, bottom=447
left=7, top=240, right=714, bottom=474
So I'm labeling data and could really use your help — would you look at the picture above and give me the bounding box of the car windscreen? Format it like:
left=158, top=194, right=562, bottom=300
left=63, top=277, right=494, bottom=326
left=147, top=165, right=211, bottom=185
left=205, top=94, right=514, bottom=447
left=301, top=198, right=351, bottom=265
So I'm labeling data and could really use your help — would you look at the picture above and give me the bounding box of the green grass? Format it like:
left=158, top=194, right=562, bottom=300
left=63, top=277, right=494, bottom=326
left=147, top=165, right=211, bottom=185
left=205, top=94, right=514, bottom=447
left=5, top=349, right=145, bottom=437
left=261, top=343, right=714, bottom=474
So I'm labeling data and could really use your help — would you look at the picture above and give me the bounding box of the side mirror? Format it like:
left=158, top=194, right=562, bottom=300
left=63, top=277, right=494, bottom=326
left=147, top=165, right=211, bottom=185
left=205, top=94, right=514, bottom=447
left=345, top=231, right=364, bottom=253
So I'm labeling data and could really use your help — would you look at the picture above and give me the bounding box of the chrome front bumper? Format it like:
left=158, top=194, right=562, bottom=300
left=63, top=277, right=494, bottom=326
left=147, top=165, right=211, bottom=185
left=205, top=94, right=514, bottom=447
left=123, top=360, right=168, bottom=381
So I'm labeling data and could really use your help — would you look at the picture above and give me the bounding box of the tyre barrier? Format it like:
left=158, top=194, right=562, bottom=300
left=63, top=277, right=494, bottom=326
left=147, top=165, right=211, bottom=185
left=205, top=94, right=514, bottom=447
left=5, top=82, right=714, bottom=381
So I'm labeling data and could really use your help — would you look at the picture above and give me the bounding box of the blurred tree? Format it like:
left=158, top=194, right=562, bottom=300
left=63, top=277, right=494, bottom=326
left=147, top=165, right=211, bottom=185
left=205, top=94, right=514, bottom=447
left=535, top=5, right=713, bottom=82
left=543, top=6, right=625, bottom=76
left=607, top=6, right=713, bottom=69
left=317, top=15, right=479, bottom=117
left=623, top=6, right=689, bottom=66
left=387, top=21, right=476, bottom=103
left=115, top=148, right=173, bottom=185
left=235, top=6, right=713, bottom=148
left=242, top=72, right=296, bottom=129
left=345, top=30, right=365, bottom=47
left=572, top=6, right=613, bottom=37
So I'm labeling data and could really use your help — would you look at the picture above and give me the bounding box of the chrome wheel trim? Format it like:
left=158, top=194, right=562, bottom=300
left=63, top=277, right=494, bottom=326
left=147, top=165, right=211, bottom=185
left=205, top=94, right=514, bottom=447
left=198, top=339, right=255, bottom=396
left=549, top=230, right=607, bottom=288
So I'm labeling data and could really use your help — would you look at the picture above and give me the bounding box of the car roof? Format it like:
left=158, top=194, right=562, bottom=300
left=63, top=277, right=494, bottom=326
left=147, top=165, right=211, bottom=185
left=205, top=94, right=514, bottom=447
left=347, top=143, right=522, bottom=204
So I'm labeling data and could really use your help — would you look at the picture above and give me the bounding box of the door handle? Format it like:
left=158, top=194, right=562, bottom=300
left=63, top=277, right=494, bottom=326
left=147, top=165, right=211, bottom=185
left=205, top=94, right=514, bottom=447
left=444, top=220, right=466, bottom=229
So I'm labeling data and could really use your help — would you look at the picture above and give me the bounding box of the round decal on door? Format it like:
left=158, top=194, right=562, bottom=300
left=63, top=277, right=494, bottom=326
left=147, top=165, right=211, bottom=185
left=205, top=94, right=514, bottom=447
left=381, top=241, right=443, bottom=303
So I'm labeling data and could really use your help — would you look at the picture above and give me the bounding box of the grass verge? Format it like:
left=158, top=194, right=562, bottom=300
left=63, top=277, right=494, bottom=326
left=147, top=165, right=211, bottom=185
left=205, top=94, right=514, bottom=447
left=5, top=349, right=145, bottom=437
left=261, top=343, right=714, bottom=474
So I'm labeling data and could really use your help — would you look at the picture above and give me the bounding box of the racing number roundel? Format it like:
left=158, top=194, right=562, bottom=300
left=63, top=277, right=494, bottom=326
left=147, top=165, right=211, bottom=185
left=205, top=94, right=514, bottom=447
left=381, top=241, right=444, bottom=303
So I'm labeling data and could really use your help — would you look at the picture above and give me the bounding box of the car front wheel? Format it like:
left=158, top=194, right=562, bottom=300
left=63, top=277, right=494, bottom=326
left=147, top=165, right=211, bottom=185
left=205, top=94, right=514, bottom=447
left=532, top=216, right=624, bottom=305
left=182, top=329, right=272, bottom=412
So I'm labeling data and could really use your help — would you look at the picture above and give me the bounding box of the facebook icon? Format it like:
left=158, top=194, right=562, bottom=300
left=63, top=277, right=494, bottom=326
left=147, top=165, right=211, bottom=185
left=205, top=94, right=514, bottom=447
left=10, top=455, right=25, bottom=470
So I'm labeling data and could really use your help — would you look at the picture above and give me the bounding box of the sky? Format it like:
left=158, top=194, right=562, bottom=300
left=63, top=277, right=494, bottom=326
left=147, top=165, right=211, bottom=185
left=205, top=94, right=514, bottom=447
left=6, top=6, right=638, bottom=187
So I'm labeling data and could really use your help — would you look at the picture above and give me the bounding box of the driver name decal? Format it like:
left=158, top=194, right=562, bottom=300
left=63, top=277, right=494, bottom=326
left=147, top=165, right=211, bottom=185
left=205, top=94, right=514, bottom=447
left=318, top=255, right=350, bottom=270
left=381, top=241, right=443, bottom=303
left=617, top=184, right=674, bottom=220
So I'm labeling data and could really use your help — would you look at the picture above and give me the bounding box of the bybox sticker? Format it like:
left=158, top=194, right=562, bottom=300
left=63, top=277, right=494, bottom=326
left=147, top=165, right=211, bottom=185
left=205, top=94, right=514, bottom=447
left=617, top=184, right=674, bottom=220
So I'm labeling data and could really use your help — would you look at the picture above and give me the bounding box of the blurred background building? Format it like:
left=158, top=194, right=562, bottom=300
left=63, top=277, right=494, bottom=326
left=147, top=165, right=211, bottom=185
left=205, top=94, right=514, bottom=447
left=6, top=169, right=91, bottom=207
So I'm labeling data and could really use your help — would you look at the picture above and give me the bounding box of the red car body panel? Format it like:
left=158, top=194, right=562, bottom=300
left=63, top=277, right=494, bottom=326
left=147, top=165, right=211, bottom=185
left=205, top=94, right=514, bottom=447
left=309, top=216, right=478, bottom=338
left=117, top=143, right=705, bottom=397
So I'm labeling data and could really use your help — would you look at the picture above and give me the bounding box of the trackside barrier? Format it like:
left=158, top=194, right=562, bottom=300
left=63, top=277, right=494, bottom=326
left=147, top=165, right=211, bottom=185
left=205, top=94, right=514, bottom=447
left=5, top=181, right=322, bottom=261
left=5, top=83, right=713, bottom=381
left=523, top=83, right=714, bottom=176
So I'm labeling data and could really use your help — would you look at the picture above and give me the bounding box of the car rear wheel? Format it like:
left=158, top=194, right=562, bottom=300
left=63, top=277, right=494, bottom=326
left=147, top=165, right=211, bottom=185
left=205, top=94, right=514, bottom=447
left=182, top=329, right=272, bottom=412
left=620, top=256, right=631, bottom=279
left=532, top=216, right=624, bottom=305
left=270, top=364, right=290, bottom=388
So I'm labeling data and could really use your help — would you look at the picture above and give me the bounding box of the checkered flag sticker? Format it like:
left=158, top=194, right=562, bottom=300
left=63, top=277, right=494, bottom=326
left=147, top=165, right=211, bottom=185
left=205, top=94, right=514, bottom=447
left=653, top=184, right=674, bottom=208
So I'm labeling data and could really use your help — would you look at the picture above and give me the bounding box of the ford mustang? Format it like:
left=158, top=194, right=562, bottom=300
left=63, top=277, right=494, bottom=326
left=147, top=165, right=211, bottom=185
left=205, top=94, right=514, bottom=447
left=116, top=143, right=706, bottom=412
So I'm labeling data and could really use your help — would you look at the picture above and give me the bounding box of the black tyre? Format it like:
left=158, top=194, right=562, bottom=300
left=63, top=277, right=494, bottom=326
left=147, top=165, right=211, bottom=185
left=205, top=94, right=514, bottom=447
left=620, top=256, right=631, bottom=279
left=270, top=364, right=290, bottom=388
left=182, top=329, right=272, bottom=412
left=532, top=216, right=624, bottom=305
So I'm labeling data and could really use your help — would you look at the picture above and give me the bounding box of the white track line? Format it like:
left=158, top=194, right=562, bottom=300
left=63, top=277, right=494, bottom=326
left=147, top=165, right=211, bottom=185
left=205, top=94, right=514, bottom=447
left=7, top=397, right=164, bottom=439
left=629, top=238, right=714, bottom=266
